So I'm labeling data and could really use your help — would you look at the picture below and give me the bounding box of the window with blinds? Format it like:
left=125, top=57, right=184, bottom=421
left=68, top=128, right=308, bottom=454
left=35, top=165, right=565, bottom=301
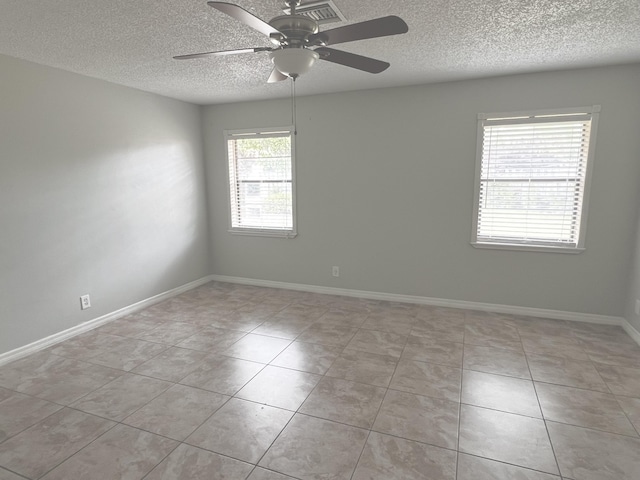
left=225, top=127, right=296, bottom=237
left=472, top=106, right=599, bottom=252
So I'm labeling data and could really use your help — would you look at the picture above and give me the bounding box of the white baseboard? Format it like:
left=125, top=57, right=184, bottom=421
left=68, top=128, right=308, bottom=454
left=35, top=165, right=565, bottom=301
left=622, top=319, right=640, bottom=345
left=0, top=276, right=213, bottom=367
left=209, top=274, right=625, bottom=327
left=2, top=274, right=636, bottom=367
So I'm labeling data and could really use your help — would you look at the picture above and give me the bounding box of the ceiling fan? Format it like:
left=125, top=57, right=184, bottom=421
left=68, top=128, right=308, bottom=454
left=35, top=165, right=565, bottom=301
left=174, top=0, right=409, bottom=82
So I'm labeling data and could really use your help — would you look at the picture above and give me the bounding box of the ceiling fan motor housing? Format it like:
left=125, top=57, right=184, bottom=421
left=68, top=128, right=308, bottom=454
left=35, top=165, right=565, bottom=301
left=269, top=15, right=319, bottom=47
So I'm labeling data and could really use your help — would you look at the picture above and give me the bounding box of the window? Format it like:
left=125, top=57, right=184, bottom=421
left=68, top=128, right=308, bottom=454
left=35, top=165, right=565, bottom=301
left=472, top=106, right=600, bottom=252
left=225, top=127, right=296, bottom=237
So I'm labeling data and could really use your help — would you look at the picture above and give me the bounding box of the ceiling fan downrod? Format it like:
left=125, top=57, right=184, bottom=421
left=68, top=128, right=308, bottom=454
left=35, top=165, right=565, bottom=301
left=285, top=0, right=301, bottom=16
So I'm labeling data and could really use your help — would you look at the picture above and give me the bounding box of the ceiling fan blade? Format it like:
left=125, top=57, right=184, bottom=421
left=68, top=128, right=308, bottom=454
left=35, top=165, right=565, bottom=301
left=316, top=47, right=390, bottom=73
left=267, top=67, right=289, bottom=83
left=308, top=16, right=408, bottom=46
left=174, top=47, right=271, bottom=60
left=207, top=2, right=282, bottom=37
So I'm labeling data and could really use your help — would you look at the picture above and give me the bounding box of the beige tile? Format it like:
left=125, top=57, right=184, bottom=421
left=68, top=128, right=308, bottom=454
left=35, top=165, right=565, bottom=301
left=0, top=354, right=123, bottom=405
left=251, top=318, right=312, bottom=339
left=71, top=373, right=172, bottom=421
left=375, top=301, right=418, bottom=315
left=208, top=311, right=271, bottom=332
left=315, top=309, right=369, bottom=328
left=463, top=344, right=531, bottom=379
left=464, top=323, right=523, bottom=351
left=136, top=322, right=204, bottom=345
left=0, top=408, right=114, bottom=479
left=87, top=337, right=168, bottom=371
left=236, top=365, right=321, bottom=410
left=180, top=355, right=264, bottom=395
left=7, top=289, right=640, bottom=480
left=325, top=349, right=398, bottom=387
left=123, top=384, right=229, bottom=440
left=296, top=324, right=359, bottom=347
left=512, top=315, right=575, bottom=334
left=390, top=359, right=461, bottom=402
left=616, top=395, right=640, bottom=433
left=247, top=468, right=296, bottom=480
left=402, top=339, right=463, bottom=367
left=536, top=382, right=637, bottom=436
left=346, top=329, right=407, bottom=358
left=548, top=421, right=640, bottom=480
left=410, top=321, right=465, bottom=344
left=588, top=352, right=640, bottom=368
left=520, top=333, right=590, bottom=361
left=595, top=363, right=640, bottom=397
left=352, top=432, right=456, bottom=480
left=527, top=354, right=608, bottom=392
left=273, top=304, right=328, bottom=322
left=0, top=467, right=24, bottom=480
left=45, top=332, right=127, bottom=361
left=462, top=370, right=541, bottom=418
left=299, top=377, right=386, bottom=428
left=186, top=398, right=293, bottom=463
left=144, top=443, right=253, bottom=480
left=132, top=346, right=210, bottom=382
left=457, top=454, right=560, bottom=480
left=96, top=316, right=164, bottom=333
left=176, top=326, right=246, bottom=352
left=465, top=311, right=519, bottom=327
left=360, top=312, right=417, bottom=335
left=0, top=389, right=63, bottom=442
left=416, top=306, right=466, bottom=322
left=373, top=389, right=459, bottom=449
left=328, top=297, right=378, bottom=313
left=459, top=405, right=558, bottom=475
left=40, top=424, right=177, bottom=480
left=259, top=414, right=368, bottom=480
left=271, top=341, right=342, bottom=374
left=222, top=334, right=291, bottom=363
left=576, top=336, right=640, bottom=357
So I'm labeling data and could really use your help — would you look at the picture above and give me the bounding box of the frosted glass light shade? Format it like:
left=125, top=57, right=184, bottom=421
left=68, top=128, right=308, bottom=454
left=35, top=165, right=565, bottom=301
left=270, top=48, right=319, bottom=76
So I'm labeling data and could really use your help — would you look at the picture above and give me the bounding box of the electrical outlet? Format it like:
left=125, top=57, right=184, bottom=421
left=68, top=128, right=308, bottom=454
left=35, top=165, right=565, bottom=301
left=80, top=294, right=91, bottom=310
left=332, top=266, right=340, bottom=277
left=635, top=299, right=640, bottom=316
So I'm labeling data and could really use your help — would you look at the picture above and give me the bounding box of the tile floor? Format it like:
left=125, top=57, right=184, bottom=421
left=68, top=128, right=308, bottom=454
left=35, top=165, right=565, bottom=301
left=1, top=281, right=640, bottom=479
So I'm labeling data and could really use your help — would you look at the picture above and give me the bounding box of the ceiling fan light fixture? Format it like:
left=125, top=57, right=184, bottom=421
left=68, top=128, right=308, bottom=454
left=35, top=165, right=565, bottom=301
left=270, top=48, right=319, bottom=77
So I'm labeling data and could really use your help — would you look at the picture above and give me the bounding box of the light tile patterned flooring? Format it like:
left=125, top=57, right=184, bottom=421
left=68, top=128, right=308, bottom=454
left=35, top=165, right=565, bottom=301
left=1, top=282, right=640, bottom=479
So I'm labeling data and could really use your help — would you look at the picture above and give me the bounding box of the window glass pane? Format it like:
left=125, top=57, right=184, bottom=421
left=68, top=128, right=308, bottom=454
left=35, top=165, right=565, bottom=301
left=474, top=111, right=594, bottom=249
left=227, top=131, right=294, bottom=233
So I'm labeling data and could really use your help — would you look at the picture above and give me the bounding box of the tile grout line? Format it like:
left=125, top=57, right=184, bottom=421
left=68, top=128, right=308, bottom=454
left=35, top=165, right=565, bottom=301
left=524, top=331, right=564, bottom=479
left=347, top=308, right=417, bottom=480
left=3, top=285, right=640, bottom=479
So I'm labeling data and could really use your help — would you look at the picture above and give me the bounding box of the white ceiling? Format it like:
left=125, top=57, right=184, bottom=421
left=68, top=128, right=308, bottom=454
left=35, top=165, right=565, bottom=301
left=1, top=0, right=639, bottom=105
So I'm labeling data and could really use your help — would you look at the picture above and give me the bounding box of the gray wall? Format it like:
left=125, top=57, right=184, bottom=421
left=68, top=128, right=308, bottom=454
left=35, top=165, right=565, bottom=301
left=0, top=55, right=210, bottom=354
left=204, top=64, right=640, bottom=317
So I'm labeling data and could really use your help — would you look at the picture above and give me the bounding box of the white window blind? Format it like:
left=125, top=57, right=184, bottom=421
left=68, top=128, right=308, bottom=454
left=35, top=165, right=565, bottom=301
left=473, top=107, right=599, bottom=251
left=226, top=128, right=296, bottom=236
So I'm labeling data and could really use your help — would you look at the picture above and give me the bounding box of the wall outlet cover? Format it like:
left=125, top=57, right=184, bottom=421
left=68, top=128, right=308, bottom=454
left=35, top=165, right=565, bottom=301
left=80, top=294, right=91, bottom=310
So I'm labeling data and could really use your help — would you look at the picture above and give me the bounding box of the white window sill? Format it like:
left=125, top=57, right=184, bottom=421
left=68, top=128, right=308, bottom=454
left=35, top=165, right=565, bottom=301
left=471, top=242, right=585, bottom=254
left=228, top=228, right=297, bottom=239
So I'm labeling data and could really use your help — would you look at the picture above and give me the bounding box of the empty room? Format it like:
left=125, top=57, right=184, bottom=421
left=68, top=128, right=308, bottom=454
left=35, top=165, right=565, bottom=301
left=1, top=1, right=640, bottom=479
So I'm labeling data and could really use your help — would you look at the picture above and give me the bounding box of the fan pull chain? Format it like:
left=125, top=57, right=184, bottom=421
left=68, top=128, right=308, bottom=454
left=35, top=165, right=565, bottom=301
left=290, top=76, right=297, bottom=136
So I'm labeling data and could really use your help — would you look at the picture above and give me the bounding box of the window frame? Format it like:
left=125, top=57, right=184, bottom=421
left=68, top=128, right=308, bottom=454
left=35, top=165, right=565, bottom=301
left=224, top=126, right=297, bottom=238
left=471, top=106, right=600, bottom=253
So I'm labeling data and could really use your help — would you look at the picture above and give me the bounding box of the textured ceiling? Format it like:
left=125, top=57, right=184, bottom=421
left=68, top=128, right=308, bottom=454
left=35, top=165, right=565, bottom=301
left=1, top=0, right=639, bottom=105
